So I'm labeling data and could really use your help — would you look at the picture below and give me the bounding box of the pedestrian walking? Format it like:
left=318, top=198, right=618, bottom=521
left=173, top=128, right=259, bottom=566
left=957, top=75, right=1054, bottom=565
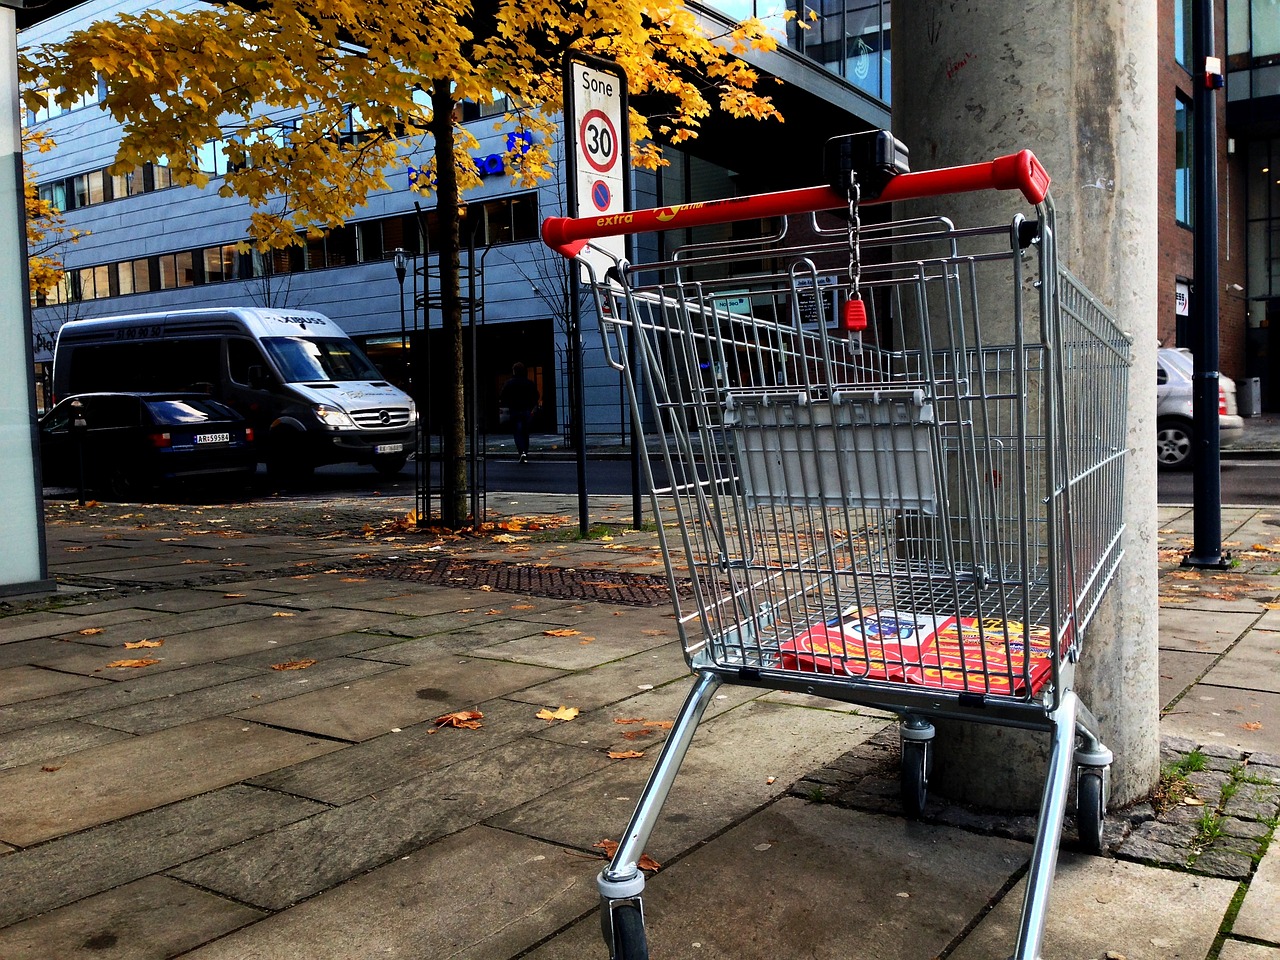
left=499, top=362, right=540, bottom=461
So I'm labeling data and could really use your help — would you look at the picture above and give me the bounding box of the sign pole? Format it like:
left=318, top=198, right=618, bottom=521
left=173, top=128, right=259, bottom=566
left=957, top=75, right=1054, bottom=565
left=563, top=52, right=630, bottom=537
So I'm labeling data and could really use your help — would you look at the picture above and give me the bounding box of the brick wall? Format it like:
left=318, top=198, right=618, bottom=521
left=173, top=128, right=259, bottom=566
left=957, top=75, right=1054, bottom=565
left=1158, top=0, right=1249, bottom=380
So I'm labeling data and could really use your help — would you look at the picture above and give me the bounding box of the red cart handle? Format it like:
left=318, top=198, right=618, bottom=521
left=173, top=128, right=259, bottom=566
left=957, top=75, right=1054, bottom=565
left=542, top=149, right=1049, bottom=258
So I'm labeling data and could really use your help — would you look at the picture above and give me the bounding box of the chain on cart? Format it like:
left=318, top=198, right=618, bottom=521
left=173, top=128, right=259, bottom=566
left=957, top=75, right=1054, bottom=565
left=542, top=131, right=1132, bottom=960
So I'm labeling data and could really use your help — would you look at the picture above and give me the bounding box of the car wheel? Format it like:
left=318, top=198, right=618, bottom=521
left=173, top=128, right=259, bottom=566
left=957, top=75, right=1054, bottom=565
left=1156, top=417, right=1193, bottom=471
left=105, top=464, right=149, bottom=502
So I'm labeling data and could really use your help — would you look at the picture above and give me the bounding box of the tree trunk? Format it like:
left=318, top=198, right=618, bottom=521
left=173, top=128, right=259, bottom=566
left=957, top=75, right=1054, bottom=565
left=430, top=79, right=468, bottom=527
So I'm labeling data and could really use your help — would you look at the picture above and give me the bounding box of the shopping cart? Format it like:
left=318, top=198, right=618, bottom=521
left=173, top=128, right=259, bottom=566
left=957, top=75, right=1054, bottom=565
left=542, top=133, right=1131, bottom=960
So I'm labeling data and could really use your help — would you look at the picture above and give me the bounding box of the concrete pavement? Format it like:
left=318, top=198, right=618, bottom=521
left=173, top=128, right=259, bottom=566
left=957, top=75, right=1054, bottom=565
left=0, top=492, right=1276, bottom=959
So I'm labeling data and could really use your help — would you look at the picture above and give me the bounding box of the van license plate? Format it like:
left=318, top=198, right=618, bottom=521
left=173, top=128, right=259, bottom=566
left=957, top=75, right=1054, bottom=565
left=197, top=433, right=231, bottom=444
left=374, top=443, right=404, bottom=455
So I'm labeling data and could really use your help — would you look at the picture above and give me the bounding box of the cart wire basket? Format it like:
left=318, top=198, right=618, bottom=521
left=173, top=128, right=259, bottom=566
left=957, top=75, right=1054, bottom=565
left=543, top=138, right=1131, bottom=960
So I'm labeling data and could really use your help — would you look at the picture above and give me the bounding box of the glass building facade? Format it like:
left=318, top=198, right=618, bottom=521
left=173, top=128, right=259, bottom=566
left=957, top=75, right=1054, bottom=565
left=704, top=0, right=891, bottom=102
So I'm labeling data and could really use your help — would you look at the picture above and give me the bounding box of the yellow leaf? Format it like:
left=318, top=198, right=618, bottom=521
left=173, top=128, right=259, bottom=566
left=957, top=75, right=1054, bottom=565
left=435, top=710, right=484, bottom=729
left=106, top=658, right=160, bottom=668
left=543, top=628, right=581, bottom=637
left=608, top=750, right=645, bottom=759
left=271, top=658, right=317, bottom=670
left=536, top=705, right=580, bottom=723
left=271, top=611, right=297, bottom=618
left=77, top=627, right=104, bottom=636
left=124, top=639, right=163, bottom=649
left=1241, top=721, right=1263, bottom=731
left=224, top=593, right=246, bottom=598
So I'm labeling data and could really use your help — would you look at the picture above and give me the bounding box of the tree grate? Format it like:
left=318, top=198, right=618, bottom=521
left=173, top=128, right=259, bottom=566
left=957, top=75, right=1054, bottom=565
left=369, top=559, right=686, bottom=607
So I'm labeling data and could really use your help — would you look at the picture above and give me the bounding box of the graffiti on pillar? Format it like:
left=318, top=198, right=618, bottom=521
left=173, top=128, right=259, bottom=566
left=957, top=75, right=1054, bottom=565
left=946, top=52, right=976, bottom=81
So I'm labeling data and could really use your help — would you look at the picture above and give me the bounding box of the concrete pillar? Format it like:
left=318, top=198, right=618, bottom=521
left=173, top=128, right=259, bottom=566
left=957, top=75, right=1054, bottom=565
left=1, top=7, right=51, bottom=596
left=892, top=0, right=1160, bottom=808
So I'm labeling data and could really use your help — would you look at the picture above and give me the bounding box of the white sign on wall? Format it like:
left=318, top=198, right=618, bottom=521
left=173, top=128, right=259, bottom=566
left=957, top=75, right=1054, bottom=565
left=565, top=56, right=628, bottom=283
left=1175, top=280, right=1190, bottom=317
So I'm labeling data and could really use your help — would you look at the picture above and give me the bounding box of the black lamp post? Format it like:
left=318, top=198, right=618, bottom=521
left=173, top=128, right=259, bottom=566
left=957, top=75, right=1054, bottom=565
left=393, top=247, right=408, bottom=384
left=391, top=248, right=407, bottom=353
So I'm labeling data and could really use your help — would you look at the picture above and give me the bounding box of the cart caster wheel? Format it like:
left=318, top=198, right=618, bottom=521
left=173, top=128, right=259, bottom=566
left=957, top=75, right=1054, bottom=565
left=1076, top=768, right=1106, bottom=854
left=901, top=739, right=931, bottom=818
left=607, top=902, right=649, bottom=960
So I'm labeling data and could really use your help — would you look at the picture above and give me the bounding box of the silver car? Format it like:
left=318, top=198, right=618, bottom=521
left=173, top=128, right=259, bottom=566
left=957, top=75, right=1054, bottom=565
left=1156, top=347, right=1244, bottom=470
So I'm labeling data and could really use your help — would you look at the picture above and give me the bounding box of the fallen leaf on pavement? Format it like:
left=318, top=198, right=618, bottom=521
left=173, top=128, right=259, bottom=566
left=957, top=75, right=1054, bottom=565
left=1242, top=721, right=1263, bottom=730
left=1182, top=796, right=1205, bottom=806
left=77, top=628, right=104, bottom=636
left=106, top=658, right=160, bottom=669
left=223, top=593, right=247, bottom=598
left=271, top=612, right=297, bottom=618
left=593, top=840, right=661, bottom=872
left=537, top=705, right=580, bottom=723
left=543, top=628, right=581, bottom=637
left=608, top=750, right=645, bottom=759
left=41, top=765, right=62, bottom=773
left=622, top=729, right=654, bottom=740
left=271, top=659, right=317, bottom=671
left=435, top=710, right=484, bottom=729
left=124, top=639, right=163, bottom=649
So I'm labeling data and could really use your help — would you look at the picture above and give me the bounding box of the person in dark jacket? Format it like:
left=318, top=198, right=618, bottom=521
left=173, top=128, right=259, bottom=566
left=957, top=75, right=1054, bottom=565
left=499, top=362, right=540, bottom=461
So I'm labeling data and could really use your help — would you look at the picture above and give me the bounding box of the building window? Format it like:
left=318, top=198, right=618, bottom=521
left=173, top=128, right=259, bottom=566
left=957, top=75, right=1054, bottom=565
left=357, top=221, right=385, bottom=262
left=787, top=0, right=891, bottom=104
left=37, top=193, right=540, bottom=306
left=203, top=245, right=238, bottom=283
left=25, top=78, right=102, bottom=125
left=1246, top=138, right=1280, bottom=299
left=1175, top=96, right=1193, bottom=227
left=1174, top=0, right=1193, bottom=69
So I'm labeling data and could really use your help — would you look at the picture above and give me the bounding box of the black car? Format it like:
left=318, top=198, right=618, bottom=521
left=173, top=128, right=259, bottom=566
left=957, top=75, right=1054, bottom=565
left=40, top=392, right=257, bottom=498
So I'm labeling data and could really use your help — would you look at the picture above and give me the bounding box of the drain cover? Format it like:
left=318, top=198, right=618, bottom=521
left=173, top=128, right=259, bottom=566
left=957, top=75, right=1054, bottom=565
left=370, top=559, right=685, bottom=607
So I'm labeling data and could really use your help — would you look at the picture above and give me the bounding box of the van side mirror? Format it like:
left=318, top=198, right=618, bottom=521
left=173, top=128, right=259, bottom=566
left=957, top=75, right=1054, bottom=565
left=247, top=365, right=270, bottom=390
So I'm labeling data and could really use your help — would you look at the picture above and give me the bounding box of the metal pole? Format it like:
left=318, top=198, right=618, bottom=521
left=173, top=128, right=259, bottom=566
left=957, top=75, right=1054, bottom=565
left=571, top=272, right=589, bottom=537
left=1185, top=0, right=1227, bottom=569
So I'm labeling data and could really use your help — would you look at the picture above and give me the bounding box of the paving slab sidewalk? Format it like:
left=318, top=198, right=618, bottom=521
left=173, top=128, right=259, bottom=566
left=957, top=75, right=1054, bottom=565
left=0, top=496, right=1274, bottom=959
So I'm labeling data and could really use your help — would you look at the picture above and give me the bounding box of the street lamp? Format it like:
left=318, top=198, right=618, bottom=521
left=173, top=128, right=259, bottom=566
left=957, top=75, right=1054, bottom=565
left=391, top=245, right=407, bottom=358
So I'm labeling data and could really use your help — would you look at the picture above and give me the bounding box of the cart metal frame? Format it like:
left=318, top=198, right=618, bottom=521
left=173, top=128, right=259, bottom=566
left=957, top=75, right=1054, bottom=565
left=543, top=148, right=1131, bottom=960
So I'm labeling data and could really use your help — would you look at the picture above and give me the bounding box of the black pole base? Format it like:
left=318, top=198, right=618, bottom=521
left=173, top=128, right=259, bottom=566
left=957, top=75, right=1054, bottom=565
left=1181, top=552, right=1233, bottom=570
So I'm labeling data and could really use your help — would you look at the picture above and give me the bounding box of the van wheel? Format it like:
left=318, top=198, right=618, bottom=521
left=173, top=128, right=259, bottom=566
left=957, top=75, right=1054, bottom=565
left=267, top=433, right=314, bottom=486
left=372, top=454, right=408, bottom=477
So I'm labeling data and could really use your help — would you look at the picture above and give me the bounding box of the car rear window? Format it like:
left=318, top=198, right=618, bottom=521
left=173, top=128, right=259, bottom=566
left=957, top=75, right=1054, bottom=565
left=143, top=398, right=234, bottom=424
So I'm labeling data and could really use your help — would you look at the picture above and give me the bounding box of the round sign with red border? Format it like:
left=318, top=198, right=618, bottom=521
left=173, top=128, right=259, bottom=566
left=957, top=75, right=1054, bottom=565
left=590, top=180, right=612, bottom=211
left=579, top=109, right=619, bottom=174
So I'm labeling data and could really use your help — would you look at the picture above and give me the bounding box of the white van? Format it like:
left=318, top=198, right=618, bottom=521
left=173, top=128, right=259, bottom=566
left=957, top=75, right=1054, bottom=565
left=52, top=307, right=417, bottom=480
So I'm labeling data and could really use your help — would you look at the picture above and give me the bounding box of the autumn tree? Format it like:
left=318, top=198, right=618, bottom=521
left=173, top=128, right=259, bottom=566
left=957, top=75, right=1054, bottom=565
left=23, top=128, right=84, bottom=305
left=20, top=0, right=786, bottom=526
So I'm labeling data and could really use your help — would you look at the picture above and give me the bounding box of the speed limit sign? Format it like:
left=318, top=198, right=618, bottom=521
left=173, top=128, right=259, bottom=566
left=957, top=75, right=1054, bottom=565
left=580, top=109, right=619, bottom=174
left=566, top=55, right=629, bottom=281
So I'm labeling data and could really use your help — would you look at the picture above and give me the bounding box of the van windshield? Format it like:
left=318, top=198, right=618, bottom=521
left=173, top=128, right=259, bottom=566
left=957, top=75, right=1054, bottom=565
left=261, top=337, right=384, bottom=383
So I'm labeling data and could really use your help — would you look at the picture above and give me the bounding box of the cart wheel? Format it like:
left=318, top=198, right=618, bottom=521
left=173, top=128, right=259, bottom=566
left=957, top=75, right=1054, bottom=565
left=901, top=739, right=931, bottom=818
left=1076, top=769, right=1106, bottom=854
left=609, top=903, right=649, bottom=960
